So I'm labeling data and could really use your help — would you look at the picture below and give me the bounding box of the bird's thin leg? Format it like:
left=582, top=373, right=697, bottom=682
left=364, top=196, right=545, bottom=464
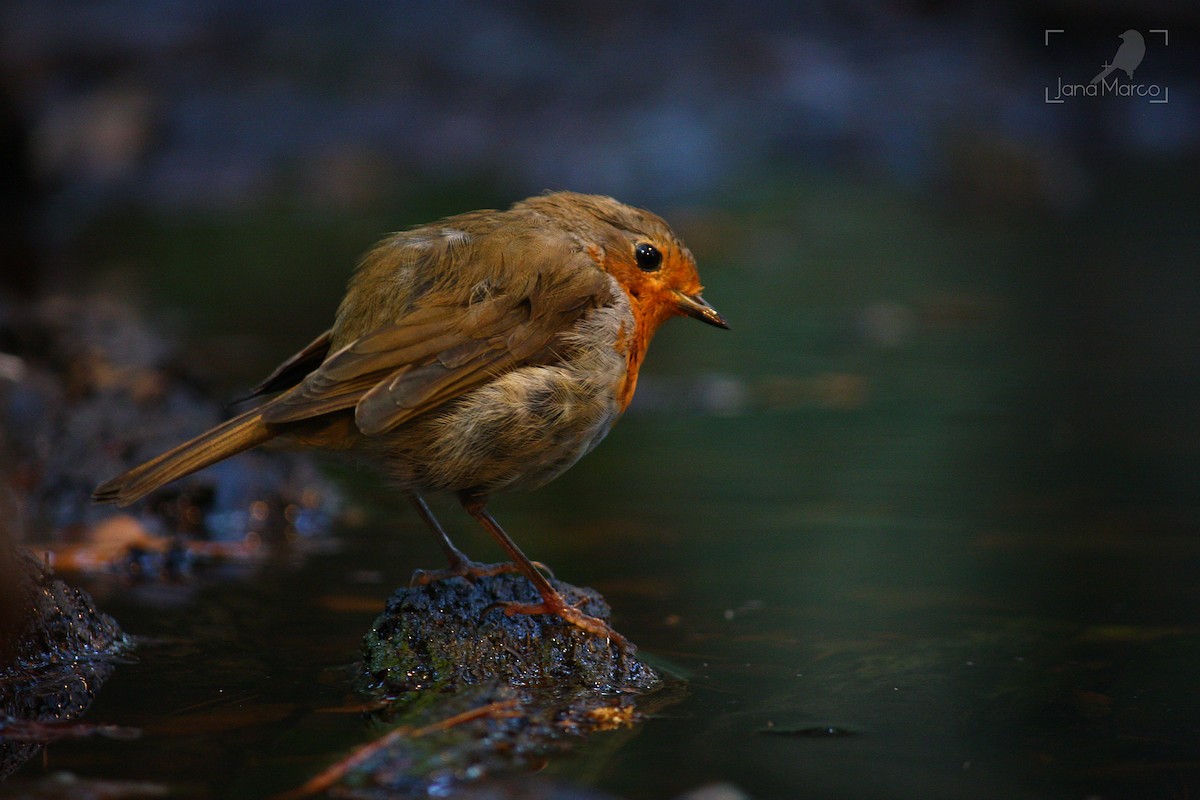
left=407, top=492, right=553, bottom=586
left=458, top=490, right=624, bottom=645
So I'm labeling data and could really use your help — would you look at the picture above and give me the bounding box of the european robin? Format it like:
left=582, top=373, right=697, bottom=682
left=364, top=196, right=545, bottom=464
left=94, top=192, right=727, bottom=642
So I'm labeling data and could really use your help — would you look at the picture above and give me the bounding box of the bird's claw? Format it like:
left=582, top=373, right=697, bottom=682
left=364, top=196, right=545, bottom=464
left=410, top=559, right=514, bottom=586
left=483, top=594, right=625, bottom=648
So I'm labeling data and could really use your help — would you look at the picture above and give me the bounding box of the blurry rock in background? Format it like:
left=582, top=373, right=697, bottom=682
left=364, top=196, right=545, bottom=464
left=0, top=293, right=342, bottom=578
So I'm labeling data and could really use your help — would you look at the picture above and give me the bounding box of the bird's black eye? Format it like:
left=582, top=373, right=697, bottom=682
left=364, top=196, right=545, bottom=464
left=634, top=243, right=662, bottom=272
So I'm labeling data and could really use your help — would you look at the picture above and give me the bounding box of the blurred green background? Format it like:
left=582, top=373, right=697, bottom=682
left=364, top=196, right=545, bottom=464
left=3, top=2, right=1200, bottom=798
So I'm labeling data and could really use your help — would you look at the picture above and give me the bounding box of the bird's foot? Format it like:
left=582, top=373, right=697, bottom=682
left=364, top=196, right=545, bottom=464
left=410, top=558, right=555, bottom=587
left=488, top=591, right=626, bottom=648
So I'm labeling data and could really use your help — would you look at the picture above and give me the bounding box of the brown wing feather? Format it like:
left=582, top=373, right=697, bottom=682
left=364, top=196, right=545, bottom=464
left=232, top=329, right=333, bottom=403
left=355, top=349, right=509, bottom=435
left=260, top=310, right=499, bottom=424
left=352, top=279, right=604, bottom=435
left=262, top=247, right=615, bottom=436
left=261, top=371, right=401, bottom=422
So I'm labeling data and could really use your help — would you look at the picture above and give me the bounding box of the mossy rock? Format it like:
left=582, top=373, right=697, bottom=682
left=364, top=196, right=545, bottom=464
left=361, top=573, right=659, bottom=695
left=345, top=575, right=670, bottom=796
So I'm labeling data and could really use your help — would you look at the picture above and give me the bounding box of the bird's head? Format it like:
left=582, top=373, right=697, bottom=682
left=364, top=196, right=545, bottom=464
left=530, top=192, right=728, bottom=334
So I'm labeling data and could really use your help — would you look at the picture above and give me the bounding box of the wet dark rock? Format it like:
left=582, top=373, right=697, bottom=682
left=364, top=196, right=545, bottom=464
left=362, top=573, right=658, bottom=695
left=0, top=545, right=131, bottom=778
left=331, top=574, right=670, bottom=798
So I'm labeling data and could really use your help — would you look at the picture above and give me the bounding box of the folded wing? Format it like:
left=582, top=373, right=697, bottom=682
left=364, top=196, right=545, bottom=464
left=261, top=247, right=614, bottom=436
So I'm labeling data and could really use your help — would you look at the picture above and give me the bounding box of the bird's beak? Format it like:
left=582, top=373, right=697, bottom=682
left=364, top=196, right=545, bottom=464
left=674, top=291, right=729, bottom=329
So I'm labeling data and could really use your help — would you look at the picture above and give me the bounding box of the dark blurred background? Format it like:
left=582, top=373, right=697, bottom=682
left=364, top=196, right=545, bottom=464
left=2, top=2, right=1200, bottom=798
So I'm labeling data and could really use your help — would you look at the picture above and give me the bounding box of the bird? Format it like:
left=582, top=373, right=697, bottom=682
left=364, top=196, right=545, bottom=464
left=1091, top=29, right=1146, bottom=84
left=93, top=191, right=728, bottom=643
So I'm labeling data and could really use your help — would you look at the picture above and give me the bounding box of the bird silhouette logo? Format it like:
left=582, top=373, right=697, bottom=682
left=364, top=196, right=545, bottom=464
left=1091, top=29, right=1146, bottom=84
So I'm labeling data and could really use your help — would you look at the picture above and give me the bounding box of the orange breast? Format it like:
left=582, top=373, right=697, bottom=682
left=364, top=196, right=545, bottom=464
left=612, top=294, right=660, bottom=413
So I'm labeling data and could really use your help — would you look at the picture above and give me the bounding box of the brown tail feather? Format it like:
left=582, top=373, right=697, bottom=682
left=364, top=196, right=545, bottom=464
left=93, top=407, right=277, bottom=507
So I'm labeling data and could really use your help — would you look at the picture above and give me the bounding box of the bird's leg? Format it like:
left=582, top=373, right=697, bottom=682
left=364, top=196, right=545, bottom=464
left=407, top=492, right=552, bottom=586
left=458, top=489, right=624, bottom=646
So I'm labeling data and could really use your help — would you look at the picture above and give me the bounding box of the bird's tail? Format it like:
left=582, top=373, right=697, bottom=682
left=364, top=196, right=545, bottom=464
left=1091, top=65, right=1115, bottom=85
left=93, top=407, right=277, bottom=507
